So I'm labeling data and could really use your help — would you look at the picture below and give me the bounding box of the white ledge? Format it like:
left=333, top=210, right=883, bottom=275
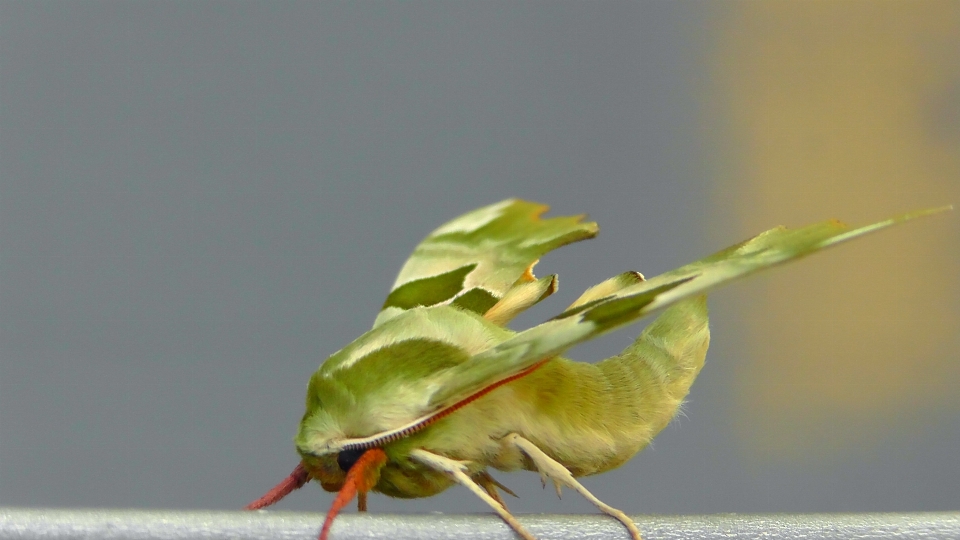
left=1, top=508, right=958, bottom=540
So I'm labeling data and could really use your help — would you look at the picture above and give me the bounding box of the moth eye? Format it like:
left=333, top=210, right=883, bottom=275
left=336, top=448, right=366, bottom=472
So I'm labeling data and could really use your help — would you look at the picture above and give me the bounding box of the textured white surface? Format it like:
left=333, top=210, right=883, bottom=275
left=2, top=509, right=959, bottom=540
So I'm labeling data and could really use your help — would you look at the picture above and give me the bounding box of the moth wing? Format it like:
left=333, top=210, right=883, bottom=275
left=427, top=207, right=949, bottom=409
left=299, top=305, right=514, bottom=455
left=374, top=199, right=598, bottom=328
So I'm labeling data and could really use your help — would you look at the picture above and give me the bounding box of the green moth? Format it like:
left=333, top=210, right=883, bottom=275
left=246, top=199, right=950, bottom=540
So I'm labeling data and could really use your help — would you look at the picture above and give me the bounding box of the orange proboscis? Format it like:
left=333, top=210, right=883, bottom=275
left=245, top=462, right=310, bottom=510
left=320, top=448, right=388, bottom=540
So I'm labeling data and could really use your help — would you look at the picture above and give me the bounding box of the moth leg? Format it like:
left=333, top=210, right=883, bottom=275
left=503, top=433, right=642, bottom=540
left=473, top=470, right=518, bottom=510
left=357, top=491, right=367, bottom=512
left=410, top=449, right=536, bottom=540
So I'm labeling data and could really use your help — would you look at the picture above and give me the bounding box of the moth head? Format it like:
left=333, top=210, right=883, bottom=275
left=292, top=371, right=359, bottom=492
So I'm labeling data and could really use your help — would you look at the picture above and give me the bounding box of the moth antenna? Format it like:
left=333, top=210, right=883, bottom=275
left=245, top=462, right=309, bottom=510
left=320, top=448, right=387, bottom=540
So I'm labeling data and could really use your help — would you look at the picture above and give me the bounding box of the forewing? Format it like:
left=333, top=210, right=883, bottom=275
left=428, top=207, right=950, bottom=409
left=374, top=199, right=598, bottom=327
left=298, top=305, right=514, bottom=456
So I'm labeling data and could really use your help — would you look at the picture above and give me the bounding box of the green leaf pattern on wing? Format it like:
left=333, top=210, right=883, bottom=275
left=374, top=199, right=598, bottom=328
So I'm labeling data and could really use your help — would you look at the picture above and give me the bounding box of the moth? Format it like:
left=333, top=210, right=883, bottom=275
left=246, top=199, right=949, bottom=540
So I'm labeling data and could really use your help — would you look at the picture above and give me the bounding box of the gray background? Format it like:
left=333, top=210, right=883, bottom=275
left=1, top=1, right=957, bottom=517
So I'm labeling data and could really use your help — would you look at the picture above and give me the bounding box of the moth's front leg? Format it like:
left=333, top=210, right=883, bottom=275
left=502, top=433, right=642, bottom=540
left=409, top=449, right=536, bottom=540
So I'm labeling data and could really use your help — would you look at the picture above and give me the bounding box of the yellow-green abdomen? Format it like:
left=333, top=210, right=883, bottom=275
left=491, top=296, right=710, bottom=476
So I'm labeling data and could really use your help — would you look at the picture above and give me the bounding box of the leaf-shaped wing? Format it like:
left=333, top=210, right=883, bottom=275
left=427, top=207, right=950, bottom=410
left=374, top=199, right=598, bottom=328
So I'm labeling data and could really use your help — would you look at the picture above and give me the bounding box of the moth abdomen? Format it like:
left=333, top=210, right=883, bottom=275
left=595, top=295, right=710, bottom=444
left=473, top=296, right=710, bottom=477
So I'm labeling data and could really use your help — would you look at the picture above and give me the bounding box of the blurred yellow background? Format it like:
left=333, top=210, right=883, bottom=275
left=712, top=1, right=960, bottom=462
